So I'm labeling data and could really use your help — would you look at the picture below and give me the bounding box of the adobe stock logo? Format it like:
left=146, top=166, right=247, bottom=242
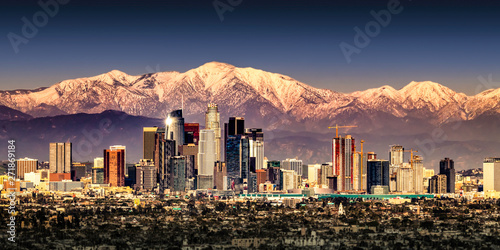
left=339, top=0, right=404, bottom=64
left=7, top=0, right=70, bottom=54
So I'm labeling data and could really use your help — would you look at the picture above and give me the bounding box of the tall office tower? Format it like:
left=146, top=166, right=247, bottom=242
left=320, top=163, right=333, bottom=187
left=184, top=123, right=200, bottom=145
left=246, top=128, right=264, bottom=171
left=367, top=159, right=390, bottom=194
left=439, top=157, right=455, bottom=193
left=104, top=148, right=125, bottom=187
left=307, top=164, right=321, bottom=184
left=16, top=157, right=38, bottom=180
left=154, top=128, right=176, bottom=191
left=71, top=162, right=87, bottom=181
left=143, top=127, right=158, bottom=160
left=396, top=163, right=413, bottom=192
left=214, top=161, right=227, bottom=190
left=389, top=145, right=404, bottom=174
left=224, top=117, right=245, bottom=160
left=205, top=104, right=221, bottom=161
left=225, top=134, right=250, bottom=190
left=198, top=129, right=217, bottom=178
left=429, top=174, right=447, bottom=194
left=256, top=169, right=267, bottom=187
left=110, top=145, right=127, bottom=176
left=280, top=169, right=298, bottom=191
left=281, top=158, right=303, bottom=176
left=135, top=159, right=156, bottom=191
left=92, top=157, right=104, bottom=184
left=168, top=109, right=185, bottom=152
left=422, top=168, right=434, bottom=193
left=49, top=142, right=72, bottom=173
left=332, top=135, right=355, bottom=191
left=170, top=156, right=186, bottom=192
left=352, top=152, right=361, bottom=191
left=483, top=158, right=500, bottom=191
left=413, top=155, right=424, bottom=193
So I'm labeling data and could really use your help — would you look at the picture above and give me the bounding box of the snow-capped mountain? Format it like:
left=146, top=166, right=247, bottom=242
left=0, top=62, right=499, bottom=132
left=1, top=62, right=500, bottom=169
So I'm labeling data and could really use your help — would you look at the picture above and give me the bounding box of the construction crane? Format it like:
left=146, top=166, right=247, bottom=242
left=360, top=140, right=365, bottom=191
left=328, top=124, right=358, bottom=138
left=403, top=149, right=419, bottom=169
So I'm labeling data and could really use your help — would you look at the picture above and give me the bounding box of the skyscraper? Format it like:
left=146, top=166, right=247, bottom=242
left=104, top=148, right=125, bottom=187
left=92, top=157, right=104, bottom=184
left=429, top=174, right=447, bottom=194
left=16, top=157, right=38, bottom=180
left=332, top=135, right=355, bottom=191
left=224, top=117, right=244, bottom=161
left=246, top=128, right=265, bottom=171
left=135, top=159, right=156, bottom=191
left=483, top=157, right=500, bottom=192
left=205, top=103, right=221, bottom=161
left=367, top=159, right=390, bottom=194
left=168, top=109, right=185, bottom=151
left=110, top=145, right=127, bottom=176
left=143, top=127, right=158, bottom=160
left=413, top=155, right=424, bottom=194
left=396, top=163, right=413, bottom=192
left=49, top=142, right=72, bottom=173
left=154, top=128, right=176, bottom=191
left=281, top=158, right=303, bottom=176
left=198, top=129, right=217, bottom=177
left=170, top=156, right=186, bottom=192
left=389, top=145, right=404, bottom=174
left=439, top=157, right=455, bottom=193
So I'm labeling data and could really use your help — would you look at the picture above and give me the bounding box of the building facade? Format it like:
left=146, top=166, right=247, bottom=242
left=104, top=148, right=125, bottom=187
left=49, top=142, right=72, bottom=173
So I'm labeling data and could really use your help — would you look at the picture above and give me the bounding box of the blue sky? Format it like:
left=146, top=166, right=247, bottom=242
left=1, top=0, right=499, bottom=95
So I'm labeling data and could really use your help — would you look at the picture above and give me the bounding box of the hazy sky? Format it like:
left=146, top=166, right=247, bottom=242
left=1, top=0, right=499, bottom=95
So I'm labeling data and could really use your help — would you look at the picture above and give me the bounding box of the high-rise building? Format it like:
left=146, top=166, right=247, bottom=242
left=224, top=117, right=245, bottom=161
left=483, top=158, right=500, bottom=191
left=198, top=129, right=217, bottom=176
left=439, top=158, right=455, bottom=193
left=246, top=128, right=264, bottom=171
left=429, top=174, right=447, bottom=194
left=92, top=157, right=104, bottom=184
left=367, top=159, right=389, bottom=194
left=135, top=159, right=156, bottom=191
left=389, top=145, right=404, bottom=174
left=396, top=163, right=413, bottom=192
left=16, top=157, right=38, bottom=180
left=413, top=155, right=424, bottom=193
left=320, top=163, right=333, bottom=187
left=281, top=158, right=303, bottom=176
left=205, top=103, right=221, bottom=161
left=49, top=142, right=72, bottom=173
left=143, top=127, right=158, bottom=160
left=167, top=109, right=185, bottom=152
left=153, top=128, right=176, bottom=191
left=184, top=123, right=200, bottom=145
left=280, top=169, right=298, bottom=191
left=110, top=145, right=127, bottom=176
left=332, top=135, right=355, bottom=191
left=307, top=164, right=321, bottom=184
left=104, top=148, right=125, bottom=187
left=170, top=156, right=186, bottom=192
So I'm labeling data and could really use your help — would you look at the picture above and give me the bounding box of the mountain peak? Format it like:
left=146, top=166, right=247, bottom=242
left=198, top=61, right=236, bottom=70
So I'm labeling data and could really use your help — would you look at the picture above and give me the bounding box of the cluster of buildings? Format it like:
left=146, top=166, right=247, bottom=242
left=2, top=103, right=500, bottom=198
